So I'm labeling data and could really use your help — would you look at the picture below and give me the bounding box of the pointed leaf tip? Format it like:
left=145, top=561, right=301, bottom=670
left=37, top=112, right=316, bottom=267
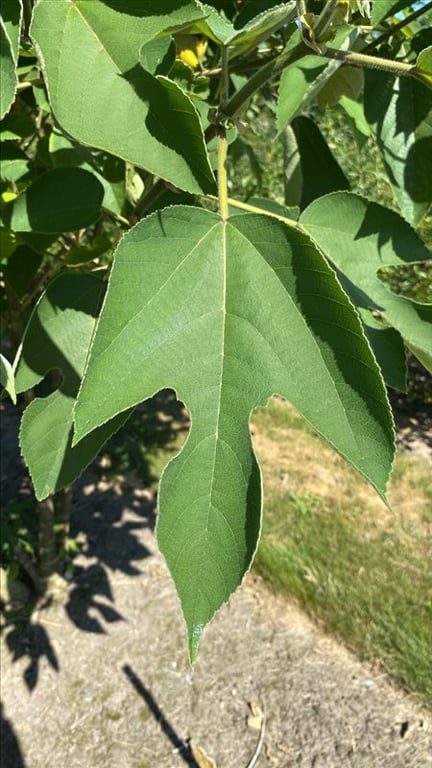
left=75, top=205, right=395, bottom=652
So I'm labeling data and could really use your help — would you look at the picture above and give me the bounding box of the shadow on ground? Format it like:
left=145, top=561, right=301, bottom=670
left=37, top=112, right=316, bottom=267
left=123, top=665, right=201, bottom=768
left=0, top=389, right=189, bottom=690
left=0, top=702, right=28, bottom=768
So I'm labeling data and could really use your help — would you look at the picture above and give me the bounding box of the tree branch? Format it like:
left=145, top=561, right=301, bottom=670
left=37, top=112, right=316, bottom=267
left=364, top=1, right=432, bottom=53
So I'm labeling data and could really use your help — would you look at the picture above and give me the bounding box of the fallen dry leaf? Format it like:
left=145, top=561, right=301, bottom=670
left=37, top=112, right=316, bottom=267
left=190, top=739, right=217, bottom=768
left=247, top=700, right=264, bottom=731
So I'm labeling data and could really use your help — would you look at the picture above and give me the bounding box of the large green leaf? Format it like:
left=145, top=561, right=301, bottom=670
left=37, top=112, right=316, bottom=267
left=0, top=0, right=22, bottom=119
left=74, top=206, right=394, bottom=660
left=300, top=192, right=432, bottom=373
left=364, top=70, right=432, bottom=226
left=15, top=273, right=129, bottom=500
left=30, top=0, right=215, bottom=195
left=1, top=167, right=104, bottom=233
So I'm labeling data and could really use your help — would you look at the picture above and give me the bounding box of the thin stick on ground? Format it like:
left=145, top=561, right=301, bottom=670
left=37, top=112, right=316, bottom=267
left=245, top=704, right=266, bottom=768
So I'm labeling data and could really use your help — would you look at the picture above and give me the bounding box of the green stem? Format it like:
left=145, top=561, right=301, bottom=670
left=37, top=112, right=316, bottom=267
left=220, top=41, right=308, bottom=123
left=224, top=196, right=298, bottom=227
left=220, top=45, right=230, bottom=112
left=202, top=53, right=282, bottom=79
left=296, top=0, right=307, bottom=19
left=218, top=131, right=229, bottom=222
left=313, top=0, right=340, bottom=41
left=322, top=47, right=419, bottom=78
left=218, top=46, right=230, bottom=222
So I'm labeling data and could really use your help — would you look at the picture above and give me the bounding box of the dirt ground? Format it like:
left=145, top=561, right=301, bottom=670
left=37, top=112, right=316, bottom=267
left=1, top=392, right=432, bottom=768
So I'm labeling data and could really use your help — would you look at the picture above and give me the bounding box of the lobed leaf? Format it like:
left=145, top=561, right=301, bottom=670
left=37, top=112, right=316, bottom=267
left=74, top=206, right=395, bottom=660
left=49, top=129, right=125, bottom=216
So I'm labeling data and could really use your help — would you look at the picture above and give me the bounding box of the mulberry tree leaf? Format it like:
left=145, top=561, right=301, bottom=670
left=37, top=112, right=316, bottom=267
left=30, top=0, right=215, bottom=195
left=74, top=206, right=395, bottom=660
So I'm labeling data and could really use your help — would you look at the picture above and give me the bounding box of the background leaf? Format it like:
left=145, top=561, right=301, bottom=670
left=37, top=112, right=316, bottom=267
left=2, top=244, right=43, bottom=296
left=74, top=206, right=394, bottom=660
left=227, top=2, right=296, bottom=57
left=0, top=0, right=22, bottom=119
left=300, top=192, right=432, bottom=373
left=49, top=129, right=125, bottom=216
left=371, top=0, right=410, bottom=26
left=0, top=144, right=28, bottom=181
left=30, top=0, right=215, bottom=195
left=15, top=273, right=129, bottom=500
left=364, top=70, right=432, bottom=225
left=416, top=45, right=432, bottom=80
left=140, top=36, right=176, bottom=76
left=276, top=26, right=354, bottom=132
left=1, top=167, right=105, bottom=233
left=0, top=352, right=16, bottom=403
left=292, top=115, right=350, bottom=209
left=277, top=42, right=329, bottom=132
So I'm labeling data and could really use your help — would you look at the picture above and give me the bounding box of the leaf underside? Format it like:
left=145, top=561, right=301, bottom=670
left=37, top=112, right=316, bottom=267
left=74, top=206, right=395, bottom=660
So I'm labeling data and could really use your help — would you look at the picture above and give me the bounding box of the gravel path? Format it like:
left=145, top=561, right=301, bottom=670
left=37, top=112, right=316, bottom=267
left=1, top=472, right=431, bottom=768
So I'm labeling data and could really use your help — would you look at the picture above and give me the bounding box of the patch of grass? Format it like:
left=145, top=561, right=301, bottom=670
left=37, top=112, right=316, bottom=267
left=252, top=399, right=432, bottom=708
